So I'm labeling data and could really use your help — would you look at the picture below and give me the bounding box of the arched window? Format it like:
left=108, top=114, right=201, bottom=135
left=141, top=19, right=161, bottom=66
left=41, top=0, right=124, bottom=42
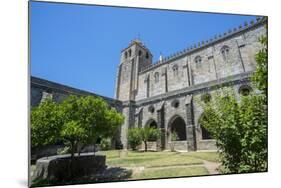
left=221, top=45, right=230, bottom=61
left=172, top=64, right=178, bottom=76
left=146, top=52, right=149, bottom=59
left=124, top=51, right=128, bottom=59
left=138, top=50, right=142, bottom=56
left=195, top=56, right=202, bottom=64
left=199, top=113, right=212, bottom=140
left=169, top=116, right=186, bottom=141
left=154, top=72, right=159, bottom=83
left=145, top=119, right=158, bottom=141
left=128, top=49, right=132, bottom=57
left=201, top=125, right=212, bottom=140
left=239, top=85, right=252, bottom=96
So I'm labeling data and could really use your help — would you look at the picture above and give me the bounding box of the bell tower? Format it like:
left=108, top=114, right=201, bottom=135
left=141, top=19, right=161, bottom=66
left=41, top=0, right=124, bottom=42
left=115, top=39, right=153, bottom=101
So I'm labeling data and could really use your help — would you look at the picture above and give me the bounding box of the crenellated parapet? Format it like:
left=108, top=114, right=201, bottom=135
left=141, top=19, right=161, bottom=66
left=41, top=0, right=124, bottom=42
left=139, top=16, right=266, bottom=73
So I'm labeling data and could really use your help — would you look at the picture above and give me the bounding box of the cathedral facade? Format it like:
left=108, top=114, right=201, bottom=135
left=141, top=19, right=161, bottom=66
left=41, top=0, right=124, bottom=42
left=31, top=17, right=267, bottom=152
left=114, top=17, right=267, bottom=151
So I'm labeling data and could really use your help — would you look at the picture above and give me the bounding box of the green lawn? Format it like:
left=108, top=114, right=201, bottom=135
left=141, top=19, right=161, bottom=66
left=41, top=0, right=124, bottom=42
left=131, top=166, right=209, bottom=180
left=100, top=150, right=219, bottom=179
left=180, top=151, right=220, bottom=162
left=31, top=150, right=220, bottom=186
left=104, top=151, right=203, bottom=168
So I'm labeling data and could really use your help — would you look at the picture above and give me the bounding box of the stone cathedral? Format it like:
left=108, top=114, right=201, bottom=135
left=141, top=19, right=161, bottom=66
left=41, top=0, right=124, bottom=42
left=31, top=17, right=267, bottom=152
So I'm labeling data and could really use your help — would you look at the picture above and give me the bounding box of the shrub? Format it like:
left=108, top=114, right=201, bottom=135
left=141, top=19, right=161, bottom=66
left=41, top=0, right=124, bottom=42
left=128, top=128, right=142, bottom=150
left=100, top=138, right=111, bottom=151
left=170, top=132, right=179, bottom=152
left=200, top=89, right=267, bottom=173
left=140, top=126, right=161, bottom=152
left=128, top=127, right=161, bottom=151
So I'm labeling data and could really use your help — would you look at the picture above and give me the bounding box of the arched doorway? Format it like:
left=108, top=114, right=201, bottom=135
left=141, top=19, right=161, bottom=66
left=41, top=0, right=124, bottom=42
left=145, top=119, right=157, bottom=129
left=168, top=116, right=186, bottom=141
left=199, top=113, right=212, bottom=140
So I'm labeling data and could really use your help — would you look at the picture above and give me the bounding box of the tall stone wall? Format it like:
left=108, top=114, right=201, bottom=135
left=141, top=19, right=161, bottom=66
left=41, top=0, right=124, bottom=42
left=134, top=19, right=266, bottom=101
left=31, top=76, right=123, bottom=112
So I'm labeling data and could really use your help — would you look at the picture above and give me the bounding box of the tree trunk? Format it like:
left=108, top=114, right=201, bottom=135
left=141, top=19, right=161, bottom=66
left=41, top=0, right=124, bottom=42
left=70, top=141, right=75, bottom=160
left=144, top=141, right=147, bottom=152
left=69, top=141, right=75, bottom=179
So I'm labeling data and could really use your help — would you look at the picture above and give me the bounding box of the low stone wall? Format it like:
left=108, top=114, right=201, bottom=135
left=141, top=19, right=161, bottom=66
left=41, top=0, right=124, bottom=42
left=197, top=139, right=217, bottom=150
left=168, top=141, right=188, bottom=151
left=33, top=153, right=106, bottom=181
left=31, top=144, right=102, bottom=164
left=31, top=145, right=65, bottom=164
left=140, top=141, right=157, bottom=151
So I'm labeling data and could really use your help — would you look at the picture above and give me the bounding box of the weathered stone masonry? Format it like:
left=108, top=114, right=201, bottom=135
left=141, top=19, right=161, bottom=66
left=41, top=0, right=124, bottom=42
left=115, top=17, right=267, bottom=151
left=31, top=17, right=267, bottom=152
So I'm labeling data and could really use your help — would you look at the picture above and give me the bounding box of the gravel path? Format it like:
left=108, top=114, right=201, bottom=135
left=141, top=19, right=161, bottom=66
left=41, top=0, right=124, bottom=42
left=202, top=160, right=220, bottom=174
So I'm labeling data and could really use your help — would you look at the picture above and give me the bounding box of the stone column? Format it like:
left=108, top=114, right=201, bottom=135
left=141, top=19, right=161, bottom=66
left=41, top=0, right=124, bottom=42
left=114, top=64, right=122, bottom=99
left=185, top=95, right=197, bottom=151
left=120, top=101, right=136, bottom=150
left=40, top=91, right=53, bottom=103
left=157, top=106, right=165, bottom=151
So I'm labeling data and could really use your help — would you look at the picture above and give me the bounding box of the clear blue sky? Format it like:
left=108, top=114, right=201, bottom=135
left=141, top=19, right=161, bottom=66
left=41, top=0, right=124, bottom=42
left=30, top=1, right=257, bottom=98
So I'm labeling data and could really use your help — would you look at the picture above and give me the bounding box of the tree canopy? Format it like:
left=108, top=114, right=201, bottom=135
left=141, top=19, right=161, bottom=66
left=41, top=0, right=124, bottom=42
left=31, top=95, right=124, bottom=158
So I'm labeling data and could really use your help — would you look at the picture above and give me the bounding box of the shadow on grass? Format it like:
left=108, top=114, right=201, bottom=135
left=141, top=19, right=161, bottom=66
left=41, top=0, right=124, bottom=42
left=31, top=167, right=132, bottom=187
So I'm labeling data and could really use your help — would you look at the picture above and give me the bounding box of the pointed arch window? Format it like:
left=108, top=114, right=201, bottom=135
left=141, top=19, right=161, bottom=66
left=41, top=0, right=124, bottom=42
left=194, top=56, right=202, bottom=68
left=172, top=64, right=178, bottom=76
left=154, top=72, right=159, bottom=83
left=221, top=45, right=230, bottom=62
left=146, top=52, right=149, bottom=59
left=128, top=49, right=132, bottom=57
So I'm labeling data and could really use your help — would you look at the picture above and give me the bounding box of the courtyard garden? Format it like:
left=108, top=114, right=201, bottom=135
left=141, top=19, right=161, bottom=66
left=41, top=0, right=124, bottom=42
left=30, top=33, right=267, bottom=186
left=103, top=150, right=219, bottom=179
left=31, top=150, right=219, bottom=187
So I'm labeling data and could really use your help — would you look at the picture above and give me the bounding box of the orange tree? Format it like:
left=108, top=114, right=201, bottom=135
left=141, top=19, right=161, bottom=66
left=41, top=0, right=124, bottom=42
left=31, top=95, right=124, bottom=159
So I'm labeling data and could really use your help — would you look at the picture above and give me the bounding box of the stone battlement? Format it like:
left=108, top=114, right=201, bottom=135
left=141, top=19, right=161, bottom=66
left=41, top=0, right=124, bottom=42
left=139, top=17, right=266, bottom=73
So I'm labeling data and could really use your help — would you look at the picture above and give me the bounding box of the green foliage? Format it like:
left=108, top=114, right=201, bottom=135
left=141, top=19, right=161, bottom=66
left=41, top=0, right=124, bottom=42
left=140, top=126, right=161, bottom=152
left=128, top=128, right=142, bottom=150
left=60, top=120, right=86, bottom=158
left=200, top=89, right=267, bottom=173
left=128, top=126, right=161, bottom=152
left=251, top=35, right=268, bottom=96
left=59, top=95, right=124, bottom=157
left=141, top=126, right=161, bottom=142
left=31, top=95, right=124, bottom=158
left=201, top=93, right=211, bottom=103
left=170, top=131, right=179, bottom=152
left=31, top=98, right=63, bottom=148
left=61, top=121, right=86, bottom=143
left=171, top=131, right=179, bottom=141
left=100, top=138, right=112, bottom=151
